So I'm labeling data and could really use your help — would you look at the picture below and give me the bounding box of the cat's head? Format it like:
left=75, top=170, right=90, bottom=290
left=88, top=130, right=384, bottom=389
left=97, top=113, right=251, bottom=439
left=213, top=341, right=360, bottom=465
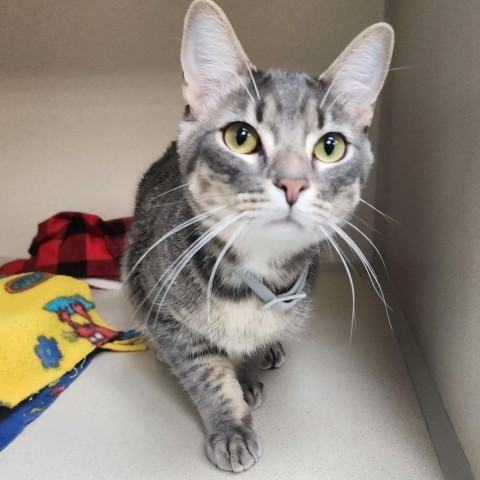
left=177, top=0, right=393, bottom=248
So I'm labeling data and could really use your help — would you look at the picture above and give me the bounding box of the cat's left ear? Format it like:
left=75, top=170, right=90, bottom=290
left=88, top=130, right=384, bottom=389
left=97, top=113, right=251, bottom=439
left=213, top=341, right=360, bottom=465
left=181, top=0, right=254, bottom=116
left=320, top=23, right=394, bottom=126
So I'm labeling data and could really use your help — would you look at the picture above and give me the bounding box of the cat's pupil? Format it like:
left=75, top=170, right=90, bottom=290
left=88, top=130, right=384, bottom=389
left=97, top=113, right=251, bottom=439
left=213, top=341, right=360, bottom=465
left=236, top=128, right=249, bottom=146
left=324, top=136, right=336, bottom=155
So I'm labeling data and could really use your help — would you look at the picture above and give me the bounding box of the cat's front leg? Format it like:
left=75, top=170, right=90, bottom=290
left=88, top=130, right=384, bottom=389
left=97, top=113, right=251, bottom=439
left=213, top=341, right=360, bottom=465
left=173, top=353, right=261, bottom=472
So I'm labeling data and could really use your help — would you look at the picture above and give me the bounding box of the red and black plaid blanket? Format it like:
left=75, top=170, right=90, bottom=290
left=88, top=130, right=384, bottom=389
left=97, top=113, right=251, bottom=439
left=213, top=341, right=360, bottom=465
left=0, top=212, right=131, bottom=281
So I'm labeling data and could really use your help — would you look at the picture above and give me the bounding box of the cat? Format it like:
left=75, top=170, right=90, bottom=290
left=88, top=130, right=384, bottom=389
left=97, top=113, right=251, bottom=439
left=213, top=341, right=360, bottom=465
left=123, top=0, right=393, bottom=472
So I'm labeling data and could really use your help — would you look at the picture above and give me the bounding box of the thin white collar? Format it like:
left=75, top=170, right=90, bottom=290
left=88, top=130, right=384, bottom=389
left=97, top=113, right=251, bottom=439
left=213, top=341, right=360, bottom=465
left=234, top=266, right=309, bottom=311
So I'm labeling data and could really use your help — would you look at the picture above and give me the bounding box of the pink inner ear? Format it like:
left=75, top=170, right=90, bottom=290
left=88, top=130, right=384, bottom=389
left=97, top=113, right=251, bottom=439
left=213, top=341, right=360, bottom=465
left=182, top=76, right=202, bottom=111
left=357, top=105, right=374, bottom=127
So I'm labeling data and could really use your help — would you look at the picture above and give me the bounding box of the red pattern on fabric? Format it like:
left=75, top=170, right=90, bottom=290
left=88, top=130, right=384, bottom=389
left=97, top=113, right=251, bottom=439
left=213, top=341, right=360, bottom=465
left=0, top=212, right=131, bottom=280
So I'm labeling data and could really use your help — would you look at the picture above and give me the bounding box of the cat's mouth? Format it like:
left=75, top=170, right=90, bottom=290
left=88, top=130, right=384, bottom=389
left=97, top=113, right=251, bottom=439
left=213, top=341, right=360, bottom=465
left=256, top=210, right=312, bottom=235
left=246, top=210, right=316, bottom=244
left=267, top=216, right=304, bottom=228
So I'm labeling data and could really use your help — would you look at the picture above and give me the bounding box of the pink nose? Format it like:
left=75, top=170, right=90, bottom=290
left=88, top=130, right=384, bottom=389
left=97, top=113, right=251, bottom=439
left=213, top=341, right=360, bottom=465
left=276, top=178, right=310, bottom=206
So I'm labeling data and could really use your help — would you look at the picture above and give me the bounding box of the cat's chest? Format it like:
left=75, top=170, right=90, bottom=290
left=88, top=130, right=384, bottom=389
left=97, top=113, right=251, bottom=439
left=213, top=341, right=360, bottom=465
left=184, top=295, right=308, bottom=357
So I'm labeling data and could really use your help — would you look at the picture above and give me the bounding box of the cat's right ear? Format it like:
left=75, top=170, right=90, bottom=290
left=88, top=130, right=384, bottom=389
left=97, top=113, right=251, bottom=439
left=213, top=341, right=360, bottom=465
left=181, top=0, right=254, bottom=116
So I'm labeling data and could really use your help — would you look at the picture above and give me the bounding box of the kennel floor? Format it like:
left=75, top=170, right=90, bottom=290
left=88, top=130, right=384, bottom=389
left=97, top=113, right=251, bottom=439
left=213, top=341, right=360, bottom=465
left=0, top=268, right=443, bottom=480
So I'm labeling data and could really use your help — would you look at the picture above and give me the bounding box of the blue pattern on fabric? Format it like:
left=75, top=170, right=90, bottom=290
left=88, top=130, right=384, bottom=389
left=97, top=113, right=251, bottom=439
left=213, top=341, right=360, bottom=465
left=117, top=329, right=141, bottom=340
left=0, top=354, right=95, bottom=452
left=43, top=296, right=94, bottom=314
left=34, top=336, right=63, bottom=368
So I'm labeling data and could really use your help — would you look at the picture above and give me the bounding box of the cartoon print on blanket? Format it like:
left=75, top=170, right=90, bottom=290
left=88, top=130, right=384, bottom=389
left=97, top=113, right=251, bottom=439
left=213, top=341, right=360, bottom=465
left=43, top=296, right=120, bottom=346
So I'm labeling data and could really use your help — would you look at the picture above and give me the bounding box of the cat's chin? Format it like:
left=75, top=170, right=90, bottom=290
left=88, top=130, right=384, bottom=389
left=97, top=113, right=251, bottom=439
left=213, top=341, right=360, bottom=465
left=249, top=215, right=314, bottom=243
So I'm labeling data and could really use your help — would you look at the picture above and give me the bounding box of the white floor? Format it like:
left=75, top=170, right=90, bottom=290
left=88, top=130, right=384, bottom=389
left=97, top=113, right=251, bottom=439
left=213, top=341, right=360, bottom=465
left=0, top=269, right=443, bottom=479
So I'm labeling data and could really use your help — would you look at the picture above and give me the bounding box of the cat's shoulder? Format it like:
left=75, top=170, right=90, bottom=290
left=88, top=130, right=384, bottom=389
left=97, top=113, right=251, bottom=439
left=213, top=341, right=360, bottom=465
left=142, top=141, right=179, bottom=181
left=136, top=141, right=181, bottom=204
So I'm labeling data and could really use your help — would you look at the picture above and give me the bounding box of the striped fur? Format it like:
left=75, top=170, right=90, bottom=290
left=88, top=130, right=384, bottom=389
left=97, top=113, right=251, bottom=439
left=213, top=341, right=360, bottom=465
left=123, top=0, right=393, bottom=472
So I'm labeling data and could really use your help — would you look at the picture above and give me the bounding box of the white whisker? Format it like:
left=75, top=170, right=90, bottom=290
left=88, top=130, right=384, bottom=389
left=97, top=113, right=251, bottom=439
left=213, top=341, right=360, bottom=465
left=332, top=233, right=359, bottom=276
left=123, top=206, right=226, bottom=283
left=147, top=214, right=238, bottom=330
left=359, top=198, right=398, bottom=223
left=319, top=226, right=356, bottom=345
left=311, top=227, right=322, bottom=259
left=244, top=60, right=261, bottom=101
left=329, top=222, right=383, bottom=297
left=151, top=183, right=190, bottom=201
left=237, top=76, right=256, bottom=104
left=321, top=233, right=335, bottom=262
left=327, top=91, right=346, bottom=111
left=135, top=220, right=225, bottom=324
left=327, top=221, right=392, bottom=331
left=344, top=220, right=389, bottom=278
left=155, top=213, right=247, bottom=321
left=351, top=214, right=381, bottom=234
left=319, top=69, right=341, bottom=110
left=206, top=219, right=250, bottom=339
left=388, top=64, right=428, bottom=72
left=148, top=193, right=236, bottom=209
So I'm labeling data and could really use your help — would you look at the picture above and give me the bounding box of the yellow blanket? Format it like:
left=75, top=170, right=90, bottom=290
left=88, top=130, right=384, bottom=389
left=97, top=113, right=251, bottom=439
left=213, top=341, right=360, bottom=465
left=0, top=272, right=145, bottom=408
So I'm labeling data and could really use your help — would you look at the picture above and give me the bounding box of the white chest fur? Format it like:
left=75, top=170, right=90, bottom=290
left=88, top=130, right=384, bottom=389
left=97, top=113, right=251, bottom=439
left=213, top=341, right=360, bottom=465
left=183, top=295, right=307, bottom=358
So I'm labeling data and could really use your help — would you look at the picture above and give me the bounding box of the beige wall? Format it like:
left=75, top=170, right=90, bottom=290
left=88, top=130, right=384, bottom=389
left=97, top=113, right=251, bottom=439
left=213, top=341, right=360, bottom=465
left=0, top=0, right=384, bottom=257
left=382, top=0, right=480, bottom=476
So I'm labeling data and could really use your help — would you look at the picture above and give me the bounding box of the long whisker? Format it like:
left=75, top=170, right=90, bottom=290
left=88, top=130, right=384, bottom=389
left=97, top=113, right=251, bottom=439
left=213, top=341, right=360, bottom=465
left=237, top=76, right=256, bottom=104
left=151, top=183, right=190, bottom=201
left=326, top=91, right=346, bottom=111
left=359, top=198, right=398, bottom=223
left=154, top=213, right=247, bottom=322
left=324, top=237, right=336, bottom=262
left=130, top=219, right=218, bottom=321
left=245, top=63, right=261, bottom=101
left=129, top=218, right=206, bottom=318
left=206, top=219, right=250, bottom=338
left=332, top=233, right=359, bottom=276
left=123, top=206, right=226, bottom=283
left=142, top=214, right=238, bottom=327
left=327, top=221, right=392, bottom=330
left=298, top=211, right=333, bottom=260
left=350, top=213, right=382, bottom=234
left=329, top=203, right=382, bottom=234
left=311, top=227, right=323, bottom=259
left=344, top=220, right=389, bottom=278
left=388, top=64, right=428, bottom=72
left=149, top=193, right=237, bottom=209
left=146, top=214, right=238, bottom=333
left=319, top=226, right=356, bottom=345
left=328, top=221, right=383, bottom=298
left=319, top=69, right=341, bottom=110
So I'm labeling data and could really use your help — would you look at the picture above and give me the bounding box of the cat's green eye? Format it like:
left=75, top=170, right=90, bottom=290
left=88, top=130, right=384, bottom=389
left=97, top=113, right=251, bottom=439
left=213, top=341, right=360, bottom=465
left=313, top=133, right=347, bottom=163
left=223, top=122, right=260, bottom=155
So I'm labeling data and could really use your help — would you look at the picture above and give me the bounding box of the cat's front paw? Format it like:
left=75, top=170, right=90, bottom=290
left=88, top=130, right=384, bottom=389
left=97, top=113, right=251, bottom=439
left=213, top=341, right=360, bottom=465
left=206, top=424, right=261, bottom=472
left=260, top=342, right=285, bottom=370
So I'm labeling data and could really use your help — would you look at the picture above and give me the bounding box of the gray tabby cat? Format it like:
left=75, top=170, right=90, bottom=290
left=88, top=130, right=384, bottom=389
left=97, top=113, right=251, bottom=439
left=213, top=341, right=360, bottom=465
left=123, top=0, right=393, bottom=472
